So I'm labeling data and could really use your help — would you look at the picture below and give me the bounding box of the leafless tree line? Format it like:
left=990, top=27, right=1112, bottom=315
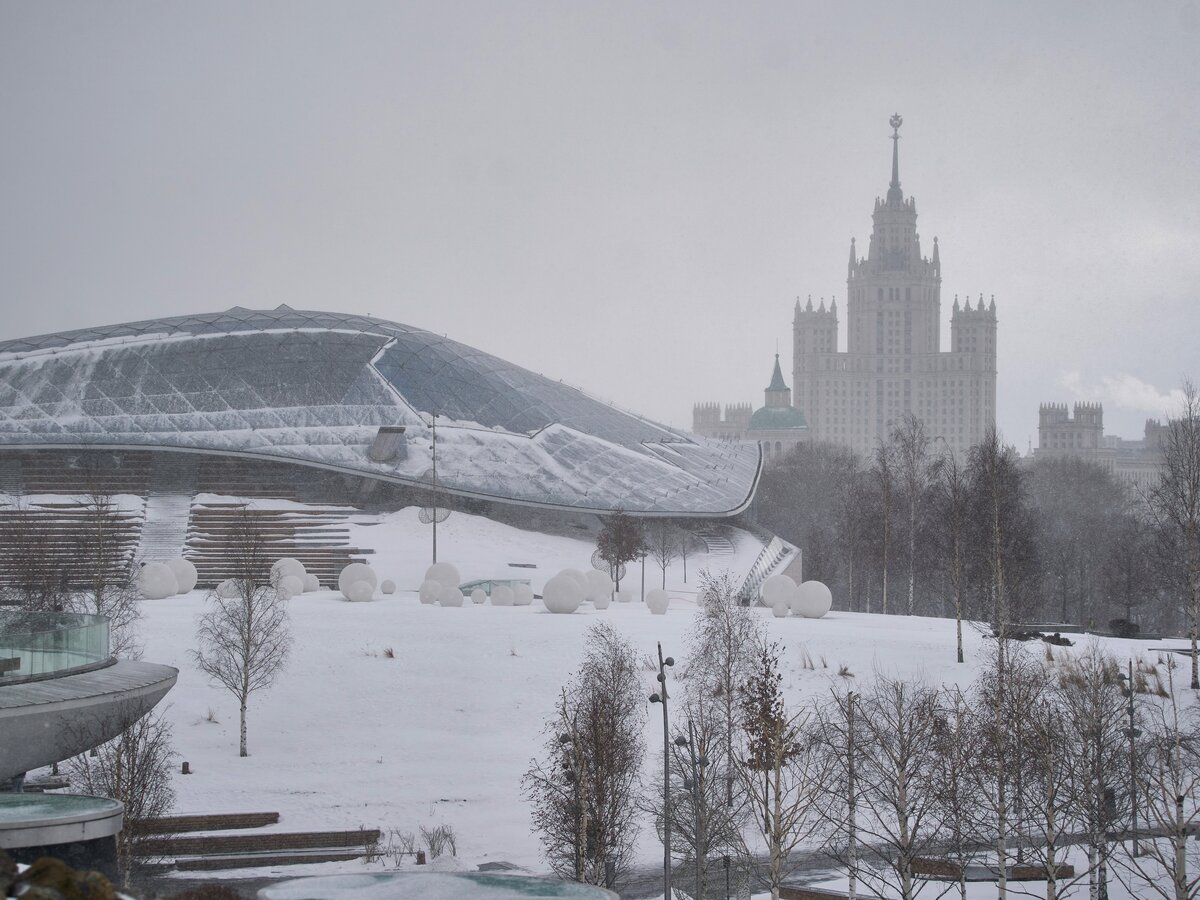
left=759, top=378, right=1200, bottom=648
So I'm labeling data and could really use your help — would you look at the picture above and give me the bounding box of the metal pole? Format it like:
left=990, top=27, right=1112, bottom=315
left=431, top=414, right=438, bottom=564
left=847, top=691, right=858, bottom=900
left=1129, top=659, right=1139, bottom=857
left=650, top=643, right=674, bottom=900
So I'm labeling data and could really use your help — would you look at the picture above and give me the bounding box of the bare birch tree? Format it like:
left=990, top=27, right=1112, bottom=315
left=928, top=688, right=986, bottom=900
left=891, top=414, right=938, bottom=617
left=1147, top=379, right=1200, bottom=688
left=738, top=643, right=826, bottom=899
left=192, top=509, right=291, bottom=757
left=872, top=443, right=896, bottom=615
left=934, top=446, right=969, bottom=662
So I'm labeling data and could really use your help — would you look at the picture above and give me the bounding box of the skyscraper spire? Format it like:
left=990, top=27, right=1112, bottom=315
left=887, top=112, right=903, bottom=205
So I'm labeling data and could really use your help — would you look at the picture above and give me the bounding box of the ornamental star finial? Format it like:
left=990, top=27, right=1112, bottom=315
left=889, top=113, right=903, bottom=137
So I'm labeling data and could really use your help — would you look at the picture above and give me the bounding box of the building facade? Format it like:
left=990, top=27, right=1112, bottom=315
left=694, top=115, right=998, bottom=460
left=694, top=356, right=809, bottom=464
left=1035, top=401, right=1165, bottom=490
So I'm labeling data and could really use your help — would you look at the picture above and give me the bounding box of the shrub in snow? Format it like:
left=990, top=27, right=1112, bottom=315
left=511, top=583, right=534, bottom=606
left=440, top=590, right=466, bottom=608
left=347, top=580, right=374, bottom=602
left=795, top=581, right=833, bottom=618
left=772, top=601, right=789, bottom=618
left=542, top=574, right=583, bottom=614
left=471, top=588, right=487, bottom=604
left=302, top=574, right=320, bottom=593
left=424, top=562, right=461, bottom=596
left=215, top=578, right=239, bottom=599
left=645, top=588, right=670, bottom=615
left=760, top=574, right=797, bottom=608
left=138, top=563, right=178, bottom=600
left=338, top=563, right=378, bottom=600
left=381, top=579, right=396, bottom=595
left=584, top=569, right=613, bottom=602
left=271, top=557, right=307, bottom=584
left=278, top=575, right=304, bottom=600
left=166, top=558, right=198, bottom=594
left=418, top=580, right=442, bottom=604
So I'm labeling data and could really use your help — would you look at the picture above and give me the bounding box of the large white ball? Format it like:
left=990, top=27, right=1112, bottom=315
left=278, top=575, right=304, bottom=600
left=542, top=574, right=583, bottom=614
left=512, top=583, right=534, bottom=606
left=771, top=601, right=789, bottom=618
left=615, top=590, right=633, bottom=603
left=471, top=588, right=487, bottom=604
left=216, top=578, right=239, bottom=599
left=491, top=585, right=515, bottom=606
left=584, top=570, right=613, bottom=602
left=645, top=589, right=670, bottom=615
left=440, top=590, right=465, bottom=608
left=339, top=563, right=378, bottom=600
left=424, top=562, right=461, bottom=595
left=418, top=580, right=442, bottom=604
left=795, top=581, right=833, bottom=619
left=166, top=558, right=198, bottom=594
left=347, top=580, right=374, bottom=603
left=381, top=579, right=396, bottom=595
left=593, top=592, right=611, bottom=611
left=561, top=568, right=589, bottom=594
left=138, top=563, right=178, bottom=600
left=302, top=574, right=321, bottom=593
left=761, top=575, right=798, bottom=608
left=271, top=558, right=307, bottom=584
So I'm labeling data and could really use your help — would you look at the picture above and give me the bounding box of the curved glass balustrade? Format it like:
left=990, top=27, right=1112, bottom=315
left=0, top=611, right=111, bottom=681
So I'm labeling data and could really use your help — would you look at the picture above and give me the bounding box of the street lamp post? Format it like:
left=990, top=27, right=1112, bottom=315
left=674, top=719, right=709, bottom=900
left=648, top=643, right=675, bottom=900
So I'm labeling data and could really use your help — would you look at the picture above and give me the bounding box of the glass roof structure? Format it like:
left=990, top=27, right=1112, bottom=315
left=0, top=307, right=761, bottom=515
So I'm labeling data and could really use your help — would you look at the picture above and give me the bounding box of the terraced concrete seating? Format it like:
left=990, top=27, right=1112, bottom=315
left=129, top=812, right=280, bottom=834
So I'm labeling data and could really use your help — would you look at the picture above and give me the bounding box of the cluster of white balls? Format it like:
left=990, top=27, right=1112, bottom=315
left=417, top=562, right=535, bottom=608
left=541, top=568, right=616, bottom=614
left=213, top=557, right=323, bottom=601
left=761, top=576, right=833, bottom=619
left=137, top=558, right=199, bottom=600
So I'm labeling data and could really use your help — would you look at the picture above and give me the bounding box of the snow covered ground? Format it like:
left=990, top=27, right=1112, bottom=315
left=87, top=508, right=1183, bottom=898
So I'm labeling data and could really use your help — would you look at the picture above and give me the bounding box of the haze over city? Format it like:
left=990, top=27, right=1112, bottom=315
left=2, top=1, right=1198, bottom=442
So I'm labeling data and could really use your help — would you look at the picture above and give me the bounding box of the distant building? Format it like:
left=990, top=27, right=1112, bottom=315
left=693, top=114, right=997, bottom=460
left=694, top=355, right=809, bottom=464
left=1035, top=401, right=1165, bottom=490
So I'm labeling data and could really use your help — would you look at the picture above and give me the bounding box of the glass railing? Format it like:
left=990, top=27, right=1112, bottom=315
left=0, top=611, right=111, bottom=681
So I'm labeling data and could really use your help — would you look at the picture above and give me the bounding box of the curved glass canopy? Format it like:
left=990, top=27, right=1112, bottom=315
left=0, top=307, right=760, bottom=515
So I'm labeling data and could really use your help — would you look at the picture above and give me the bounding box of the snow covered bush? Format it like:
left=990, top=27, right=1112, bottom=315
left=645, top=588, right=669, bottom=615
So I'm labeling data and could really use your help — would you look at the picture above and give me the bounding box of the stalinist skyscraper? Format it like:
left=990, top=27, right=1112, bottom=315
left=695, top=115, right=997, bottom=461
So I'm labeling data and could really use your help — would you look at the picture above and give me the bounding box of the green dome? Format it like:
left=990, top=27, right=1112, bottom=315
left=748, top=405, right=808, bottom=431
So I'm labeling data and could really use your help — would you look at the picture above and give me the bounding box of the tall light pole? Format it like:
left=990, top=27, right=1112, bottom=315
left=675, top=719, right=709, bottom=900
left=649, top=643, right=675, bottom=900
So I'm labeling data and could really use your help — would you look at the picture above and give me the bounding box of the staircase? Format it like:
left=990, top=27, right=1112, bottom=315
left=137, top=455, right=198, bottom=562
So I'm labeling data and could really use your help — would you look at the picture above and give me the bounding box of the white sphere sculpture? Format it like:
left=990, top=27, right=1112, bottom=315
left=166, top=558, right=198, bottom=594
left=795, top=581, right=834, bottom=619
left=138, top=563, right=178, bottom=600
left=616, top=590, right=633, bottom=603
left=542, top=574, right=583, bottom=614
left=381, top=579, right=396, bottom=595
left=424, top=562, right=461, bottom=596
left=440, top=590, right=465, bottom=608
left=761, top=575, right=798, bottom=608
left=645, top=588, right=670, bottom=615
left=491, top=585, right=515, bottom=606
left=584, top=570, right=613, bottom=603
left=338, top=563, right=378, bottom=601
left=347, top=580, right=374, bottom=603
left=593, top=592, right=611, bottom=610
left=561, top=568, right=589, bottom=594
left=216, top=578, right=239, bottom=599
left=302, top=574, right=320, bottom=593
left=772, top=601, right=789, bottom=618
left=278, top=575, right=304, bottom=600
left=418, top=580, right=442, bottom=604
left=471, top=588, right=487, bottom=605
left=271, top=557, right=307, bottom=584
left=512, top=583, right=534, bottom=606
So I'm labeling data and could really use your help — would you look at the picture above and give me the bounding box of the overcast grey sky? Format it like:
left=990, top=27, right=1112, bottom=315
left=2, top=1, right=1197, bottom=446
